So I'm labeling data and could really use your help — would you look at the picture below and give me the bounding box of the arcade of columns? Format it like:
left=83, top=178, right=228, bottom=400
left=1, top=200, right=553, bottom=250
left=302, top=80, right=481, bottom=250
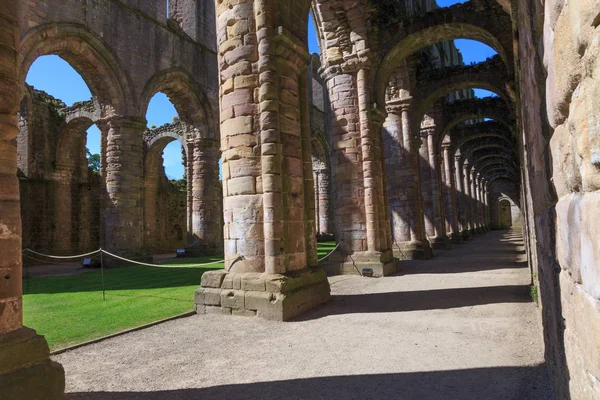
left=2, top=0, right=600, bottom=399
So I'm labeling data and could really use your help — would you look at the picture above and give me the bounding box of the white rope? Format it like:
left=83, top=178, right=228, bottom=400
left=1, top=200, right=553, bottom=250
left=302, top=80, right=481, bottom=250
left=100, top=249, right=238, bottom=268
left=318, top=243, right=341, bottom=263
left=23, top=248, right=101, bottom=259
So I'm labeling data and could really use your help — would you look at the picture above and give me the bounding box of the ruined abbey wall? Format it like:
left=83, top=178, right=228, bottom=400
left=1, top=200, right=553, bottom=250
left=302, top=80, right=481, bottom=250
left=517, top=0, right=600, bottom=397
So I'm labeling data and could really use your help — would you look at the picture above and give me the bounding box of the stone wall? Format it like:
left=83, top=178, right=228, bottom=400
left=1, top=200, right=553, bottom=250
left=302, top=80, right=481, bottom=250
left=18, top=88, right=101, bottom=256
left=533, top=0, right=600, bottom=398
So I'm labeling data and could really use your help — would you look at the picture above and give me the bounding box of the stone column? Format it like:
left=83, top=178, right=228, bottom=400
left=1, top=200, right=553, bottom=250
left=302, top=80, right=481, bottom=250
left=470, top=168, right=479, bottom=235
left=313, top=168, right=332, bottom=236
left=322, top=68, right=397, bottom=273
left=143, top=172, right=160, bottom=249
left=185, top=141, right=194, bottom=243
left=426, top=128, right=450, bottom=249
left=100, top=116, right=148, bottom=260
left=455, top=154, right=471, bottom=241
left=443, top=146, right=462, bottom=244
left=189, top=138, right=222, bottom=255
left=52, top=165, right=75, bottom=253
left=463, top=161, right=473, bottom=236
left=385, top=101, right=431, bottom=259
left=196, top=1, right=330, bottom=320
left=0, top=1, right=65, bottom=397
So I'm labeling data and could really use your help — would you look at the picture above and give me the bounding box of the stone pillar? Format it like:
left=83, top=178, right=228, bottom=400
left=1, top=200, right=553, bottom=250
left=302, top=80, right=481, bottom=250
left=189, top=138, right=222, bottom=255
left=0, top=1, right=65, bottom=397
left=385, top=101, right=431, bottom=259
left=52, top=165, right=75, bottom=253
left=185, top=141, right=194, bottom=243
left=425, top=128, right=450, bottom=250
left=322, top=69, right=397, bottom=273
left=100, top=116, right=148, bottom=260
left=462, top=161, right=473, bottom=236
left=443, top=146, right=462, bottom=244
left=469, top=168, right=479, bottom=235
left=455, top=154, right=471, bottom=241
left=314, top=169, right=332, bottom=236
left=143, top=172, right=160, bottom=249
left=195, top=1, right=330, bottom=320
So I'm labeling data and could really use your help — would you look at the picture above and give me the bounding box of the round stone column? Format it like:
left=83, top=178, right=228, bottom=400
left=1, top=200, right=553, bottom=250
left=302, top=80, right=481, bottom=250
left=384, top=100, right=431, bottom=260
left=52, top=164, right=75, bottom=253
left=455, top=154, right=471, bottom=241
left=0, top=1, right=65, bottom=396
left=100, top=116, right=148, bottom=260
left=196, top=1, right=330, bottom=320
left=443, top=145, right=462, bottom=244
left=189, top=138, right=222, bottom=255
left=470, top=168, right=479, bottom=235
left=425, top=128, right=450, bottom=250
left=314, top=169, right=332, bottom=236
left=463, top=161, right=474, bottom=236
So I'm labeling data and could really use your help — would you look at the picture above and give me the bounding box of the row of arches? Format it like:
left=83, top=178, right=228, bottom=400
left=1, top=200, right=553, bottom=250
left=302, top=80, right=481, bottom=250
left=17, top=23, right=221, bottom=256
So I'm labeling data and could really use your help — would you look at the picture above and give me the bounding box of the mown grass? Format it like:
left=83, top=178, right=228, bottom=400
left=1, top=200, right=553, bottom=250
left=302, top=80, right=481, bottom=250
left=24, top=243, right=337, bottom=350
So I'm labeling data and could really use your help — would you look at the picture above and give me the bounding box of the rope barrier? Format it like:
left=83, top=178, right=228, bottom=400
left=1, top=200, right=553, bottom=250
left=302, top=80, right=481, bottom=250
left=100, top=249, right=239, bottom=269
left=317, top=243, right=341, bottom=263
left=23, top=248, right=101, bottom=259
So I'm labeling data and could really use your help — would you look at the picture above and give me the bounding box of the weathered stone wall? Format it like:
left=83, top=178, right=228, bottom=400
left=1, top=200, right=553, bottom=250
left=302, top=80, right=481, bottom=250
left=531, top=0, right=600, bottom=398
left=18, top=88, right=101, bottom=255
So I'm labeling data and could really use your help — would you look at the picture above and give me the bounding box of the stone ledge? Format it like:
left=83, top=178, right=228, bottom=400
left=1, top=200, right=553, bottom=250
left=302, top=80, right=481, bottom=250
left=195, top=268, right=331, bottom=321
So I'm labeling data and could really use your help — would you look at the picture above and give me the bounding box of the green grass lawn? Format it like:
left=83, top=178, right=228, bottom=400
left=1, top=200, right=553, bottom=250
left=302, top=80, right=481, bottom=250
left=24, top=243, right=338, bottom=351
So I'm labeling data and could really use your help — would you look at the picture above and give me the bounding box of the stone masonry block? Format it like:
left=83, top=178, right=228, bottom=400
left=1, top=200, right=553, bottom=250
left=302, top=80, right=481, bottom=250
left=201, top=270, right=228, bottom=288
left=195, top=288, right=222, bottom=306
left=220, top=290, right=245, bottom=310
left=241, top=273, right=266, bottom=291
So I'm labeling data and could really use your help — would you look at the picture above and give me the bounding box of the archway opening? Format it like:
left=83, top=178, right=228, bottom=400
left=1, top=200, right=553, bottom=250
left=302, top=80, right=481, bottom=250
left=21, top=55, right=102, bottom=255
left=144, top=93, right=188, bottom=253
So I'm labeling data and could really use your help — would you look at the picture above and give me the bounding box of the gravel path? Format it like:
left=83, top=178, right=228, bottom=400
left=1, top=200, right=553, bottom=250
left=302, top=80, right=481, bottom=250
left=55, top=230, right=552, bottom=400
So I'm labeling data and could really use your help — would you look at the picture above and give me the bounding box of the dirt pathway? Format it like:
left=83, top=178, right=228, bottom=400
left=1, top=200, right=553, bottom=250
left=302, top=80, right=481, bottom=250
left=55, top=230, right=552, bottom=399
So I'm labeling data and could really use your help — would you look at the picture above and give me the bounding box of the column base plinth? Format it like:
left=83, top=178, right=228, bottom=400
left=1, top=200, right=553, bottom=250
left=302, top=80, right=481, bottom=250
left=449, top=232, right=464, bottom=244
left=393, top=241, right=433, bottom=260
left=429, top=235, right=452, bottom=250
left=462, top=230, right=472, bottom=241
left=0, top=327, right=65, bottom=400
left=195, top=268, right=331, bottom=321
left=325, top=250, right=399, bottom=277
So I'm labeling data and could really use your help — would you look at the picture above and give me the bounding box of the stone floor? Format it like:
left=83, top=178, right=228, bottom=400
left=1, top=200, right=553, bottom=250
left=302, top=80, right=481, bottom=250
left=54, top=230, right=552, bottom=400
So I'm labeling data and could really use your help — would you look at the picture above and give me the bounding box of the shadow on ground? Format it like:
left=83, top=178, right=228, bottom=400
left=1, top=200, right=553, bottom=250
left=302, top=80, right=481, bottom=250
left=67, top=365, right=552, bottom=400
left=296, top=284, right=532, bottom=320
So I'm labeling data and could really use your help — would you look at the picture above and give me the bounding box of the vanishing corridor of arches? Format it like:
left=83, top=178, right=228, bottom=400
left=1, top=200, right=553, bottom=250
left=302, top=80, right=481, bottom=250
left=1, top=1, right=600, bottom=400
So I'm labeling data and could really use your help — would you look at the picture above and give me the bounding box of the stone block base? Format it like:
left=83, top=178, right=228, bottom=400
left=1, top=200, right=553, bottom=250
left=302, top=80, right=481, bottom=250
left=0, top=327, right=65, bottom=400
left=449, top=232, right=464, bottom=244
left=195, top=268, right=331, bottom=321
left=461, top=230, right=472, bottom=241
left=393, top=241, right=433, bottom=260
left=430, top=235, right=452, bottom=250
left=324, top=250, right=399, bottom=276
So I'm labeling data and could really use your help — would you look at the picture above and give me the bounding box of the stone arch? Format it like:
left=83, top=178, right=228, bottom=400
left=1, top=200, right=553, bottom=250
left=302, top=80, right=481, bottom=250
left=20, top=23, right=135, bottom=115
left=375, top=1, right=513, bottom=105
left=140, top=68, right=216, bottom=140
left=144, top=132, right=186, bottom=180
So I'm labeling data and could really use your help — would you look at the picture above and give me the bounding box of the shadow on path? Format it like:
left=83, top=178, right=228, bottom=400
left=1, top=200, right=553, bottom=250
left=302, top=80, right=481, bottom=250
left=297, top=284, right=531, bottom=320
left=67, top=365, right=552, bottom=400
